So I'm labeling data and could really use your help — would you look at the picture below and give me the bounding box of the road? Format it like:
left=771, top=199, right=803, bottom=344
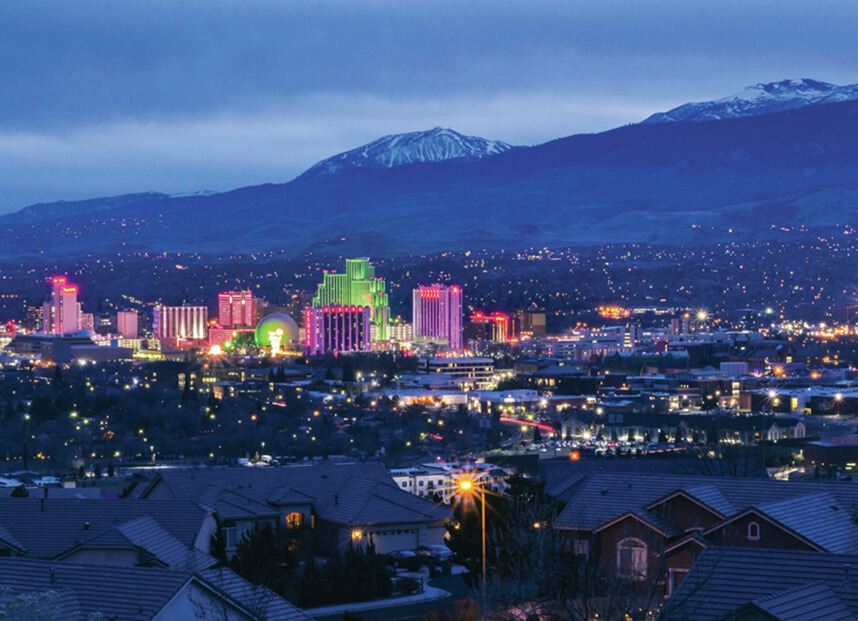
left=313, top=575, right=475, bottom=621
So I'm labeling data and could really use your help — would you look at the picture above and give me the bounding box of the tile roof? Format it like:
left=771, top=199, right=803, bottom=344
left=0, top=499, right=210, bottom=558
left=117, top=515, right=217, bottom=571
left=663, top=547, right=858, bottom=621
left=555, top=472, right=858, bottom=532
left=0, top=557, right=192, bottom=621
left=146, top=463, right=452, bottom=526
left=749, top=581, right=855, bottom=621
left=755, top=492, right=858, bottom=554
left=200, top=567, right=316, bottom=621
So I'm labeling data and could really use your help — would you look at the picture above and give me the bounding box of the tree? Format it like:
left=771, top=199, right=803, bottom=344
left=276, top=367, right=287, bottom=383
left=94, top=463, right=102, bottom=479
left=0, top=587, right=60, bottom=620
left=107, top=462, right=115, bottom=478
left=78, top=465, right=86, bottom=479
left=342, top=363, right=356, bottom=383
left=532, top=426, right=542, bottom=444
left=229, top=525, right=293, bottom=597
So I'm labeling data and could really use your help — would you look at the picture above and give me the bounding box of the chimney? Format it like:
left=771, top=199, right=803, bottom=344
left=334, top=494, right=338, bottom=506
left=84, top=521, right=91, bottom=530
left=44, top=487, right=48, bottom=498
left=40, top=498, right=45, bottom=512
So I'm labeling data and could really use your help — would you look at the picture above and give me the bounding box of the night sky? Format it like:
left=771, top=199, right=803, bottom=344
left=2, top=0, right=857, bottom=212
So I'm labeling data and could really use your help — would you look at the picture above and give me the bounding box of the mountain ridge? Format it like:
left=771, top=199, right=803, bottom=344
left=4, top=80, right=858, bottom=258
left=642, top=78, right=858, bottom=124
left=298, top=127, right=515, bottom=179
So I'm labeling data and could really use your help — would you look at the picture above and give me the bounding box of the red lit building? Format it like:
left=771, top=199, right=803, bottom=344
left=217, top=291, right=258, bottom=328
left=42, top=276, right=80, bottom=335
left=466, top=311, right=510, bottom=344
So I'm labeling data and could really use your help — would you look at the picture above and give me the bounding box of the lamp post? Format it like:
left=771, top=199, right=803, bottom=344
left=458, top=478, right=487, bottom=610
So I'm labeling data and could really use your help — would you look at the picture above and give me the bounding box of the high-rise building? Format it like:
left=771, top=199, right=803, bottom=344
left=413, top=284, right=463, bottom=350
left=512, top=305, right=547, bottom=338
left=153, top=305, right=207, bottom=340
left=311, top=259, right=389, bottom=341
left=466, top=311, right=510, bottom=344
left=304, top=305, right=370, bottom=355
left=42, top=276, right=80, bottom=335
left=79, top=313, right=94, bottom=332
left=217, top=291, right=258, bottom=328
left=116, top=311, right=139, bottom=339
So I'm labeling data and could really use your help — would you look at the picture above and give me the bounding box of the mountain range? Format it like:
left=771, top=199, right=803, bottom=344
left=3, top=78, right=858, bottom=259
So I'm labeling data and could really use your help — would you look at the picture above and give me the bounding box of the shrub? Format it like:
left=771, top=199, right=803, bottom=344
left=396, top=577, right=421, bottom=595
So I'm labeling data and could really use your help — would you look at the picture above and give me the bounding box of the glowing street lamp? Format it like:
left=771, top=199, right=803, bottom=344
left=457, top=477, right=487, bottom=609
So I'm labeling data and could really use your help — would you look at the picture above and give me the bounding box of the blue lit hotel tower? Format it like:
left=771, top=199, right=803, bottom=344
left=412, top=284, right=463, bottom=350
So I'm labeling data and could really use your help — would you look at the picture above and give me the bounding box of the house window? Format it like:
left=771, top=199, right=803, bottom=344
left=286, top=512, right=304, bottom=529
left=223, top=523, right=237, bottom=550
left=617, top=538, right=647, bottom=579
left=668, top=569, right=689, bottom=597
left=747, top=521, right=760, bottom=541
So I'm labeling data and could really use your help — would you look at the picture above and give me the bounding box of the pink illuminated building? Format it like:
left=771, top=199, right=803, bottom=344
left=42, top=276, right=81, bottom=335
left=217, top=291, right=258, bottom=328
left=304, top=305, right=370, bottom=355
left=412, top=284, right=463, bottom=350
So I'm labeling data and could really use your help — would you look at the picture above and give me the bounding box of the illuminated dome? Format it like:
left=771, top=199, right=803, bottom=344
left=254, top=313, right=299, bottom=349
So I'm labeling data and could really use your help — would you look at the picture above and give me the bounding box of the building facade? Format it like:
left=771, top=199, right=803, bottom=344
left=153, top=305, right=208, bottom=340
left=217, top=291, right=258, bottom=328
left=304, top=305, right=371, bottom=355
left=312, top=259, right=390, bottom=341
left=116, top=311, right=139, bottom=339
left=412, top=284, right=463, bottom=350
left=42, top=276, right=81, bottom=335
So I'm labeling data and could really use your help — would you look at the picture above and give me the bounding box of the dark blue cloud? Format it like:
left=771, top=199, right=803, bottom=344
left=1, top=0, right=857, bottom=211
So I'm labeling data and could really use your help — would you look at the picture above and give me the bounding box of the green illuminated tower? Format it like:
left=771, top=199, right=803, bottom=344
left=312, top=258, right=390, bottom=341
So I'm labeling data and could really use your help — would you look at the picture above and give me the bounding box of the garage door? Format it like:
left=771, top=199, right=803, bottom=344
left=369, top=528, right=419, bottom=553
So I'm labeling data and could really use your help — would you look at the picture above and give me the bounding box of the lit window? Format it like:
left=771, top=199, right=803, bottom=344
left=285, top=512, right=304, bottom=529
left=617, top=538, right=647, bottom=579
left=747, top=521, right=760, bottom=541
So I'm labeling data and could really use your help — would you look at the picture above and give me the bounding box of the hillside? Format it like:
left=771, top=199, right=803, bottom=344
left=3, top=95, right=858, bottom=258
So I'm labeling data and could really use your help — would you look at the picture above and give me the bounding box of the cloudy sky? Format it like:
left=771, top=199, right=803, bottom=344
left=1, top=0, right=857, bottom=213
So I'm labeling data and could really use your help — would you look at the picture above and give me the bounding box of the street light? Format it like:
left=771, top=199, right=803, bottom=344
left=457, top=477, right=487, bottom=610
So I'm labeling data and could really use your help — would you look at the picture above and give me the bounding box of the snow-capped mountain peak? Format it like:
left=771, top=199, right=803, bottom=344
left=299, top=127, right=516, bottom=178
left=642, top=78, right=858, bottom=124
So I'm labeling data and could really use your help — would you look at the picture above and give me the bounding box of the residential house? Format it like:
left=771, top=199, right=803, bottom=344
left=553, top=472, right=858, bottom=597
left=662, top=547, right=858, bottom=621
left=0, top=499, right=216, bottom=569
left=140, top=462, right=452, bottom=555
left=0, top=558, right=314, bottom=621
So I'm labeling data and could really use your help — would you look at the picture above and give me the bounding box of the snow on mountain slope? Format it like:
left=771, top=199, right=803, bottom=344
left=643, top=78, right=858, bottom=124
left=299, top=127, right=515, bottom=178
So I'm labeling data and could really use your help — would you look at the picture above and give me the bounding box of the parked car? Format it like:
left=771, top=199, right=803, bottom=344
left=388, top=550, right=419, bottom=561
left=416, top=545, right=454, bottom=562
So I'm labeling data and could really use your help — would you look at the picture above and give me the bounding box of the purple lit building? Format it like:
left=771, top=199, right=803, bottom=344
left=412, top=284, right=463, bottom=350
left=304, top=305, right=371, bottom=355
